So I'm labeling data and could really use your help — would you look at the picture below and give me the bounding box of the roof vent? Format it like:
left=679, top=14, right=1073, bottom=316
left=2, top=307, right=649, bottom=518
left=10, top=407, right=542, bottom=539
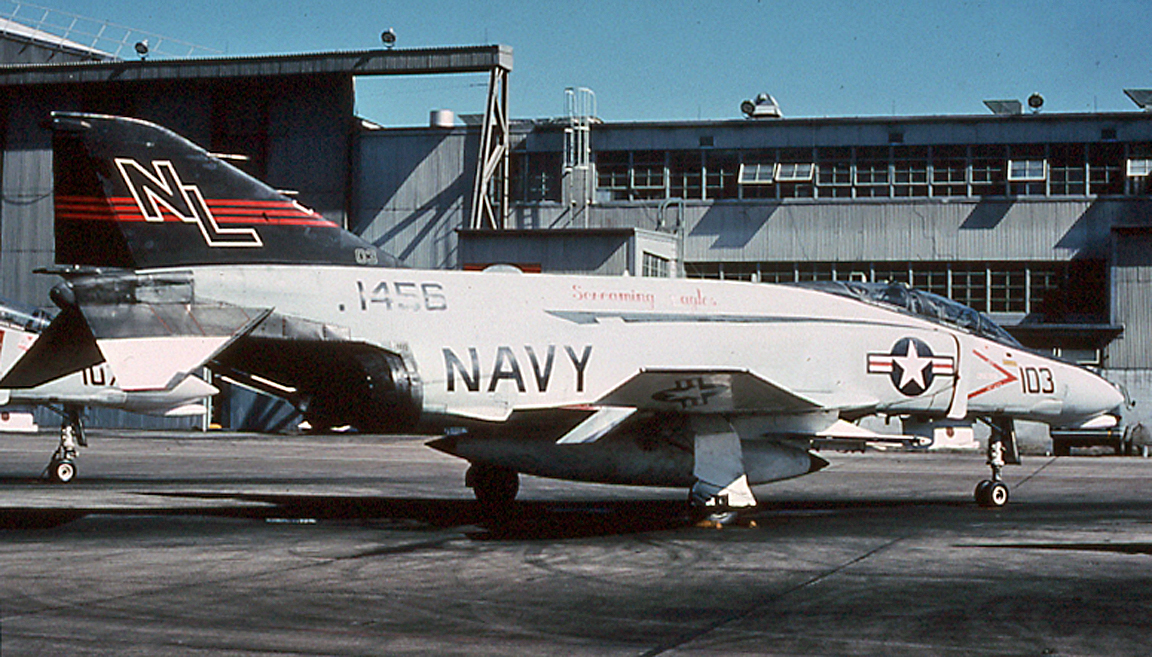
left=430, top=109, right=455, bottom=128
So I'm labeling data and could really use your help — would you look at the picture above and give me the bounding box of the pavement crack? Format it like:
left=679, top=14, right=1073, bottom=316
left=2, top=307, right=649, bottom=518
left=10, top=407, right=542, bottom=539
left=638, top=535, right=906, bottom=657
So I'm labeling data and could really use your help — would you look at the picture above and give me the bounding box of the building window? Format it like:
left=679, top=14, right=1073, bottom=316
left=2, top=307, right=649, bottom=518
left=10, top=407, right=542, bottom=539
left=684, top=261, right=1106, bottom=322
left=989, top=267, right=1027, bottom=312
left=1051, top=348, right=1102, bottom=367
left=855, top=147, right=890, bottom=198
left=738, top=162, right=775, bottom=185
left=759, top=262, right=797, bottom=283
left=631, top=151, right=667, bottom=200
left=642, top=252, right=670, bottom=277
left=1049, top=144, right=1087, bottom=195
left=705, top=151, right=740, bottom=199
left=775, top=149, right=815, bottom=198
left=1008, top=159, right=1047, bottom=182
left=684, top=262, right=721, bottom=279
left=817, top=147, right=852, bottom=198
left=511, top=151, right=562, bottom=203
left=971, top=145, right=1007, bottom=196
left=893, top=146, right=929, bottom=197
left=579, top=139, right=1147, bottom=206
left=872, top=262, right=912, bottom=285
left=931, top=145, right=968, bottom=197
left=594, top=151, right=630, bottom=201
left=911, top=263, right=949, bottom=297
left=1127, top=158, right=1152, bottom=177
left=669, top=151, right=703, bottom=199
left=775, top=162, right=815, bottom=182
left=1088, top=143, right=1124, bottom=195
left=1126, top=144, right=1152, bottom=195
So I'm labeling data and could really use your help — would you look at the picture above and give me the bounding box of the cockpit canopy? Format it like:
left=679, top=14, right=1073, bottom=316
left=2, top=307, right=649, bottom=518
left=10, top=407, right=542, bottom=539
left=793, top=280, right=1022, bottom=348
left=0, top=296, right=53, bottom=333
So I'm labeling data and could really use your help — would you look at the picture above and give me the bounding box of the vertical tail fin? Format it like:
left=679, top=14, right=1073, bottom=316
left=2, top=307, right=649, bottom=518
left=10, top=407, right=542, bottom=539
left=50, top=112, right=395, bottom=269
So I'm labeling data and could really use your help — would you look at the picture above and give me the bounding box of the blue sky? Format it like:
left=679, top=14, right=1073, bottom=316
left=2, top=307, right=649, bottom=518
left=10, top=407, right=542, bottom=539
left=20, top=0, right=1152, bottom=126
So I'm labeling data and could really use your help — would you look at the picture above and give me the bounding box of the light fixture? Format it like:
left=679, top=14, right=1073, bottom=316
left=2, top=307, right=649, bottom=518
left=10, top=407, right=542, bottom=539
left=983, top=99, right=1022, bottom=116
left=381, top=29, right=396, bottom=49
left=134, top=40, right=149, bottom=60
left=740, top=93, right=782, bottom=119
left=1027, top=93, right=1044, bottom=112
left=1124, top=89, right=1152, bottom=110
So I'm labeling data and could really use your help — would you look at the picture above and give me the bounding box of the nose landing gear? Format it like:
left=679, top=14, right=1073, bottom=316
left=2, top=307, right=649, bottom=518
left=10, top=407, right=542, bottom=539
left=45, top=405, right=85, bottom=484
left=974, top=417, right=1018, bottom=507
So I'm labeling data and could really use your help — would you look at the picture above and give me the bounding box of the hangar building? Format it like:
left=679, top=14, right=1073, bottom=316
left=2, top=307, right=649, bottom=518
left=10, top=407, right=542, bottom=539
left=366, top=97, right=1152, bottom=437
left=0, top=18, right=1147, bottom=437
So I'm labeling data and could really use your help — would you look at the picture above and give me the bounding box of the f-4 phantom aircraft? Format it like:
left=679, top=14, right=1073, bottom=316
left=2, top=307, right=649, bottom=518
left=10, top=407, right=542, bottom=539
left=0, top=295, right=216, bottom=482
left=8, top=112, right=1124, bottom=512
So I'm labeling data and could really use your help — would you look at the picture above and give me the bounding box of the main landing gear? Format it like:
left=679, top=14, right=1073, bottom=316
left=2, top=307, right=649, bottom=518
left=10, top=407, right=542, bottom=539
left=45, top=405, right=85, bottom=484
left=974, top=417, right=1019, bottom=508
left=689, top=416, right=757, bottom=527
left=466, top=463, right=520, bottom=513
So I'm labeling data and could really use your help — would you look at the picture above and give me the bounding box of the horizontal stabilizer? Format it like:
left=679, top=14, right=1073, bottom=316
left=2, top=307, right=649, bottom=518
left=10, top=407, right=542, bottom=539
left=596, top=369, right=821, bottom=414
left=0, top=306, right=102, bottom=389
left=94, top=308, right=271, bottom=391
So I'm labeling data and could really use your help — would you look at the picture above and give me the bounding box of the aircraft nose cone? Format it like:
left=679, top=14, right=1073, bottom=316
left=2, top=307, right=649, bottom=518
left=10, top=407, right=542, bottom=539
left=1069, top=372, right=1126, bottom=422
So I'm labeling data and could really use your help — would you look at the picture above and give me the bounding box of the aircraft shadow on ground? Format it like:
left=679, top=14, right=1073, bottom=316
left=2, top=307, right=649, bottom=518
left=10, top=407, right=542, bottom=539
left=0, top=490, right=982, bottom=538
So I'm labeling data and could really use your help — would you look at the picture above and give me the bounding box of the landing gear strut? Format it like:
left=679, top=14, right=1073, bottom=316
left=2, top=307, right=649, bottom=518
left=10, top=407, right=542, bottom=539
left=975, top=417, right=1018, bottom=507
left=45, top=405, right=85, bottom=484
left=689, top=416, right=757, bottom=526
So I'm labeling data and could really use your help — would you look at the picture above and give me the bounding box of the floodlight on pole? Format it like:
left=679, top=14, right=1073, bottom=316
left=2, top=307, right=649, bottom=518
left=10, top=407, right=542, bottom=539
left=134, top=40, right=149, bottom=60
left=381, top=29, right=397, bottom=49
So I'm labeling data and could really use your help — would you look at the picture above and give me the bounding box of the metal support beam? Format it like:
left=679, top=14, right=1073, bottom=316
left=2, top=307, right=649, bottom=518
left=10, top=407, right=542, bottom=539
left=470, top=66, right=509, bottom=230
left=0, top=45, right=514, bottom=85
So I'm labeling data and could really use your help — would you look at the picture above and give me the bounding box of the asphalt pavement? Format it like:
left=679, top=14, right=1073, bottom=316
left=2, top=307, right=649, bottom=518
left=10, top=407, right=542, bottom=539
left=2, top=430, right=1151, bottom=656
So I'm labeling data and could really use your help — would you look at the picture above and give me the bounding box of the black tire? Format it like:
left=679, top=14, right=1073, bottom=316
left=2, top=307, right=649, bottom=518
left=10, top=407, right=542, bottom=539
left=974, top=479, right=992, bottom=506
left=466, top=464, right=519, bottom=511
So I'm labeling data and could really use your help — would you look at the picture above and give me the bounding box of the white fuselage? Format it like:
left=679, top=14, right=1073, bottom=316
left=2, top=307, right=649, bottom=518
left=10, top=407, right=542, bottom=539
left=181, top=265, right=1122, bottom=429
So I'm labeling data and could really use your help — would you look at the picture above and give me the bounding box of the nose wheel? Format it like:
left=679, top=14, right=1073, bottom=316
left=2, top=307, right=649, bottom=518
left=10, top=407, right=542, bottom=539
left=974, top=479, right=1009, bottom=507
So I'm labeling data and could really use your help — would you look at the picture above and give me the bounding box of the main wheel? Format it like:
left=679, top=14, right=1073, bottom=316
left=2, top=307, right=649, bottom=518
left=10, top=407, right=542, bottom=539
left=466, top=464, right=519, bottom=511
left=49, top=459, right=76, bottom=484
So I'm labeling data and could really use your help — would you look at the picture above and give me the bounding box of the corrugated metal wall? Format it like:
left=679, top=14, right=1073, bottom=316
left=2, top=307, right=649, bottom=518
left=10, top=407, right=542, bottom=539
left=499, top=198, right=1145, bottom=264
left=353, top=128, right=476, bottom=268
left=1110, top=230, right=1152, bottom=369
left=1, top=87, right=62, bottom=306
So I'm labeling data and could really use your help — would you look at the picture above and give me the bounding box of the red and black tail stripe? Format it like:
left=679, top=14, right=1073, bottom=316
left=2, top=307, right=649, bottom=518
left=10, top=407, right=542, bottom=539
left=56, top=195, right=339, bottom=228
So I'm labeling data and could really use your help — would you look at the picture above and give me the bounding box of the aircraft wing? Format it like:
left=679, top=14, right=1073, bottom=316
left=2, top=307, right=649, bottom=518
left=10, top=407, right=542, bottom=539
left=594, top=369, right=823, bottom=414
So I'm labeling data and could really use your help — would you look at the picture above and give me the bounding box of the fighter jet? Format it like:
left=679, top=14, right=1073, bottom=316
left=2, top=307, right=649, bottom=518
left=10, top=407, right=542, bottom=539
left=0, top=294, right=216, bottom=482
left=11, top=112, right=1124, bottom=513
